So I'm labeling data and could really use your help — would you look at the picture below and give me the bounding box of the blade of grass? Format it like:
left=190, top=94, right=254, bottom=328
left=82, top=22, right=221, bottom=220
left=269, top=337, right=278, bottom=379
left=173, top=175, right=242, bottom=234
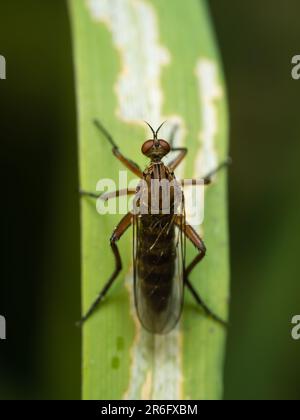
left=69, top=0, right=230, bottom=400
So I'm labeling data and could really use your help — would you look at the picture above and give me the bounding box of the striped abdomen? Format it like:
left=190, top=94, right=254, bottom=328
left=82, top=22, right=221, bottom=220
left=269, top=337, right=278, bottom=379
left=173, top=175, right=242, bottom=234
left=137, top=214, right=176, bottom=313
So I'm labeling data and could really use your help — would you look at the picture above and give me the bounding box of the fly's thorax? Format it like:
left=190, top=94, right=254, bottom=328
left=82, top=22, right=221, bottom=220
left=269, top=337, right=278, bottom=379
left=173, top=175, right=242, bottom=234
left=133, top=162, right=183, bottom=215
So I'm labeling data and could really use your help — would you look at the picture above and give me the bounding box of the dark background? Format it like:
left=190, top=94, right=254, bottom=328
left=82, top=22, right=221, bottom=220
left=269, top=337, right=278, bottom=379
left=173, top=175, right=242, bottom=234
left=0, top=0, right=299, bottom=400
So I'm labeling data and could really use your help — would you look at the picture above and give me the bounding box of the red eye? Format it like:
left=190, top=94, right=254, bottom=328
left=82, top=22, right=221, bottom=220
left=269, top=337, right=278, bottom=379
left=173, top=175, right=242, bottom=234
left=158, top=140, right=170, bottom=153
left=141, top=140, right=154, bottom=155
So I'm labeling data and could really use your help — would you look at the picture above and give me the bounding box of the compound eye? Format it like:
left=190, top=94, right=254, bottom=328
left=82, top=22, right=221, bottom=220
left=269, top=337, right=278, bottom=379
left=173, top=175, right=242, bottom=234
left=158, top=140, right=170, bottom=153
left=141, top=140, right=154, bottom=155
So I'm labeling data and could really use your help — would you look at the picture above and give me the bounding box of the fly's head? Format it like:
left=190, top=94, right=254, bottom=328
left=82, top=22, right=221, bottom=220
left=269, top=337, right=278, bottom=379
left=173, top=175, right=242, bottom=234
left=142, top=121, right=170, bottom=162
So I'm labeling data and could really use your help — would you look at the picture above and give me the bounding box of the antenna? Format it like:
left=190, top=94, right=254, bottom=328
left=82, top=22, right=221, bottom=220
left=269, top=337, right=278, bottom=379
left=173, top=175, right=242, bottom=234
left=144, top=121, right=156, bottom=139
left=155, top=121, right=167, bottom=138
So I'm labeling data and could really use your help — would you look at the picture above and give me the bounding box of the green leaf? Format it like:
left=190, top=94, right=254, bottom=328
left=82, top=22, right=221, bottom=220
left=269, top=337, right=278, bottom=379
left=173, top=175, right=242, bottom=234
left=69, top=0, right=229, bottom=400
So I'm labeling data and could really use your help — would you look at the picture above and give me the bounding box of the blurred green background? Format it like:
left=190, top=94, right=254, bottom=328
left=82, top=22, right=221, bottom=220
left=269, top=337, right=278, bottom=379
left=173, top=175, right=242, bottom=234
left=0, top=0, right=299, bottom=400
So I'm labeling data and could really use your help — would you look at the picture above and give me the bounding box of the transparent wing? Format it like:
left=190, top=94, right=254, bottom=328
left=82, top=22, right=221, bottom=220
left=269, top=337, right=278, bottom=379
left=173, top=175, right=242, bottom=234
left=133, top=213, right=185, bottom=334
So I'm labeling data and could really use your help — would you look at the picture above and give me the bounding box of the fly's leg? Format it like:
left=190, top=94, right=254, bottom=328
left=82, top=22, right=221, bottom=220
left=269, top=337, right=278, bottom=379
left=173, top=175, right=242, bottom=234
left=101, top=189, right=136, bottom=202
left=168, top=147, right=187, bottom=171
left=80, top=188, right=136, bottom=201
left=94, top=119, right=143, bottom=178
left=179, top=158, right=232, bottom=187
left=169, top=123, right=179, bottom=148
left=175, top=217, right=227, bottom=327
left=166, top=123, right=188, bottom=171
left=77, top=212, right=133, bottom=326
left=201, top=158, right=232, bottom=185
left=183, top=223, right=206, bottom=277
left=79, top=190, right=99, bottom=199
left=185, top=279, right=227, bottom=327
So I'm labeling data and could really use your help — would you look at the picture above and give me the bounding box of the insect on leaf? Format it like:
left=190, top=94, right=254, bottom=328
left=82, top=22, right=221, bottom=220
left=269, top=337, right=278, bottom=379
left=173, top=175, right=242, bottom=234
left=69, top=0, right=230, bottom=400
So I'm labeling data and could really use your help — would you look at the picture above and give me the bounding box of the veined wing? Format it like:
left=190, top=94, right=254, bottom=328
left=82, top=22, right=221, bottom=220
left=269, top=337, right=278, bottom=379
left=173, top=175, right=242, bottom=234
left=133, top=213, right=185, bottom=334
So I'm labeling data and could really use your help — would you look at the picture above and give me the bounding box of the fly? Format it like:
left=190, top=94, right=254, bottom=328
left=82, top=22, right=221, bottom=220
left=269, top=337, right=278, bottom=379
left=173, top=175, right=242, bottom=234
left=79, top=120, right=229, bottom=333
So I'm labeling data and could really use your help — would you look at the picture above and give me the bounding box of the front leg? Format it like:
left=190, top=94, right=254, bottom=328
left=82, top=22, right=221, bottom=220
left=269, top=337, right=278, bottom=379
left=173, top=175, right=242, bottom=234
left=168, top=148, right=188, bottom=171
left=94, top=119, right=143, bottom=178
